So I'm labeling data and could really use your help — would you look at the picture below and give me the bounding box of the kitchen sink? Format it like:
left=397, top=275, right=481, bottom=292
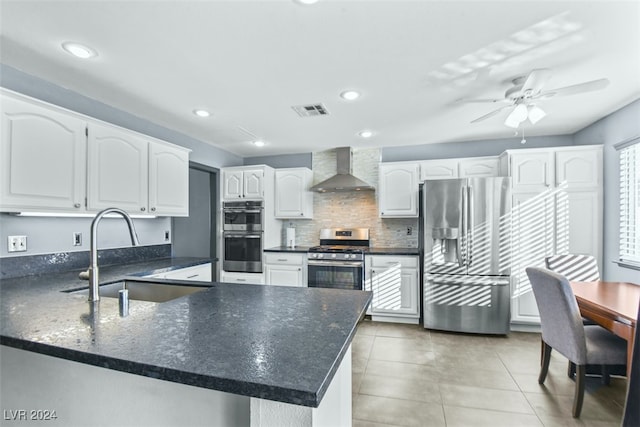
left=67, top=279, right=210, bottom=303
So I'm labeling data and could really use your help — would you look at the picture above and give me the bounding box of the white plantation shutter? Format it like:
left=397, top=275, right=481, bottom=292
left=618, top=138, right=640, bottom=266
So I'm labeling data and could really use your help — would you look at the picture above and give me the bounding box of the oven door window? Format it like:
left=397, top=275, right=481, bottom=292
left=308, top=263, right=363, bottom=290
left=223, top=234, right=263, bottom=273
left=224, top=210, right=262, bottom=230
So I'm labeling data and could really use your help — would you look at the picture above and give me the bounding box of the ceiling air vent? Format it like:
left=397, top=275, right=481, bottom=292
left=292, top=103, right=329, bottom=117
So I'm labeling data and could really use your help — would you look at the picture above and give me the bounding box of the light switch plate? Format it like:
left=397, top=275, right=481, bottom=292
left=8, top=235, right=27, bottom=252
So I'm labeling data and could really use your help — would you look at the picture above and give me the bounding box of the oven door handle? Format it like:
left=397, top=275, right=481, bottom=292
left=223, top=209, right=262, bottom=213
left=307, top=260, right=364, bottom=267
left=223, top=233, right=262, bottom=239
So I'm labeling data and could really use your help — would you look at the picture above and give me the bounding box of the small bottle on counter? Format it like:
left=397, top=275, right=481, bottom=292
left=119, top=289, right=129, bottom=317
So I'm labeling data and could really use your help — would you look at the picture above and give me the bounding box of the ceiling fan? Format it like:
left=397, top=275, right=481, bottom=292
left=464, top=69, right=610, bottom=128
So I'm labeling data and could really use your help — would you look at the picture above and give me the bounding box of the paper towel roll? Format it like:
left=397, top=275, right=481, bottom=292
left=286, top=227, right=296, bottom=248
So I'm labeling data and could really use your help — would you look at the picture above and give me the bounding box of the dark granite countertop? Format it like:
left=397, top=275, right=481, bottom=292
left=264, top=246, right=312, bottom=253
left=0, top=258, right=371, bottom=407
left=366, top=247, right=421, bottom=256
left=265, top=246, right=419, bottom=256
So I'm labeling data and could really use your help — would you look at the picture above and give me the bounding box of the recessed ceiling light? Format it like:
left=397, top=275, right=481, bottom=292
left=358, top=130, right=374, bottom=138
left=253, top=140, right=265, bottom=147
left=193, top=109, right=210, bottom=118
left=294, top=0, right=319, bottom=4
left=61, top=42, right=97, bottom=59
left=340, top=90, right=360, bottom=101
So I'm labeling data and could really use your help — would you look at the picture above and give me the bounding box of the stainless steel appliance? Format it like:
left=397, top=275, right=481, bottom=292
left=307, top=228, right=369, bottom=290
left=223, top=201, right=263, bottom=231
left=423, top=177, right=511, bottom=334
left=223, top=201, right=264, bottom=273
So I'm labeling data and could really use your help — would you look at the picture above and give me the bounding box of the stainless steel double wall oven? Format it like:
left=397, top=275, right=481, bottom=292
left=223, top=201, right=264, bottom=273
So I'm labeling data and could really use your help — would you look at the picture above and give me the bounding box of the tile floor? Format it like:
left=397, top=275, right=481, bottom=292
left=352, top=320, right=628, bottom=427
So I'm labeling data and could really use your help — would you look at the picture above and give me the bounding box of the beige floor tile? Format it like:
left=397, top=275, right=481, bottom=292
left=369, top=336, right=436, bottom=365
left=438, top=366, right=520, bottom=391
left=353, top=394, right=446, bottom=427
left=375, top=323, right=429, bottom=340
left=353, top=334, right=375, bottom=359
left=365, top=359, right=440, bottom=381
left=439, top=383, right=536, bottom=414
left=434, top=352, right=511, bottom=374
left=524, top=391, right=623, bottom=422
left=359, top=372, right=442, bottom=403
left=536, top=413, right=623, bottom=426
left=443, top=405, right=544, bottom=427
left=511, top=372, right=577, bottom=396
left=353, top=419, right=403, bottom=427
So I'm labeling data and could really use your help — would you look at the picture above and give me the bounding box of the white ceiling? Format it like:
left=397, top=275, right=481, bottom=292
left=1, top=0, right=639, bottom=157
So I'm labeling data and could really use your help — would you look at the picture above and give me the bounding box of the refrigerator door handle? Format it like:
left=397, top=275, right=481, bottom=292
left=460, top=187, right=467, bottom=267
left=467, top=185, right=473, bottom=266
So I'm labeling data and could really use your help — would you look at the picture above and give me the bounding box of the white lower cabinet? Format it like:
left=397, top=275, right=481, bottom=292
left=264, top=252, right=306, bottom=287
left=365, top=255, right=419, bottom=324
left=220, top=271, right=265, bottom=285
left=148, top=263, right=212, bottom=282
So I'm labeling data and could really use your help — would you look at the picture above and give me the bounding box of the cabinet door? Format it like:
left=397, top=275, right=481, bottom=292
left=379, top=163, right=419, bottom=217
left=149, top=142, right=189, bottom=216
left=243, top=169, right=264, bottom=199
left=509, top=152, right=553, bottom=193
left=87, top=123, right=148, bottom=213
left=265, top=264, right=304, bottom=287
left=555, top=189, right=602, bottom=265
left=510, top=192, right=555, bottom=324
left=275, top=169, right=312, bottom=218
left=223, top=170, right=243, bottom=200
left=458, top=157, right=499, bottom=178
left=1, top=96, right=86, bottom=211
left=399, top=268, right=419, bottom=315
left=555, top=148, right=601, bottom=188
left=420, top=159, right=458, bottom=181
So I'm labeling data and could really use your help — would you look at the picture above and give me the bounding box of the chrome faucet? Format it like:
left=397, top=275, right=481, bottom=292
left=80, top=208, right=140, bottom=302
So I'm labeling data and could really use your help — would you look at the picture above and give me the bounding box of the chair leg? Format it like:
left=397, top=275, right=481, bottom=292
left=601, top=365, right=610, bottom=385
left=567, top=361, right=576, bottom=379
left=572, top=365, right=586, bottom=418
left=539, top=341, right=552, bottom=384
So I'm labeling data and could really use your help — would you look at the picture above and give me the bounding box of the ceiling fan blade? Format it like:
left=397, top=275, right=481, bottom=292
left=455, top=98, right=506, bottom=104
left=470, top=106, right=510, bottom=123
left=537, top=78, right=610, bottom=99
left=521, top=68, right=551, bottom=95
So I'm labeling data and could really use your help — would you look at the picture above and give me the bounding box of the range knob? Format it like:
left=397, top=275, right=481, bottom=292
left=318, top=253, right=324, bottom=259
left=331, top=253, right=337, bottom=258
left=309, top=253, right=316, bottom=259
left=350, top=254, right=357, bottom=259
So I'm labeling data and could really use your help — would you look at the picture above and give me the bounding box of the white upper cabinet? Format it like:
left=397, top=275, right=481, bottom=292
left=148, top=142, right=189, bottom=216
left=223, top=168, right=265, bottom=200
left=275, top=168, right=313, bottom=218
left=458, top=156, right=499, bottom=177
left=88, top=123, right=189, bottom=216
left=419, top=159, right=458, bottom=181
left=504, top=151, right=554, bottom=192
left=554, top=147, right=602, bottom=188
left=378, top=162, right=419, bottom=217
left=87, top=122, right=149, bottom=213
left=1, top=95, right=86, bottom=212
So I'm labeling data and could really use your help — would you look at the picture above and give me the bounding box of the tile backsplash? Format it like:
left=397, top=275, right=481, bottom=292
left=284, top=147, right=419, bottom=248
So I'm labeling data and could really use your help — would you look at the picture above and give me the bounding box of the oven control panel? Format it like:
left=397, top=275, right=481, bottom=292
left=308, top=252, right=364, bottom=261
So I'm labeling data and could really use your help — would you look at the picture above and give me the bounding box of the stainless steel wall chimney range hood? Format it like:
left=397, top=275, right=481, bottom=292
left=310, top=147, right=375, bottom=193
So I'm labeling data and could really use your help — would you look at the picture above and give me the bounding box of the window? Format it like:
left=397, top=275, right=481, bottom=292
left=618, top=137, right=640, bottom=267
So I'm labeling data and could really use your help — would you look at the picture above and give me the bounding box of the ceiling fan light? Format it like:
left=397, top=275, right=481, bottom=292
left=528, top=105, right=546, bottom=124
left=511, top=104, right=528, bottom=122
left=504, top=115, right=520, bottom=128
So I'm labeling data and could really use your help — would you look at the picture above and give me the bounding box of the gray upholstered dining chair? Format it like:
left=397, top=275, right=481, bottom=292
left=525, top=267, right=627, bottom=418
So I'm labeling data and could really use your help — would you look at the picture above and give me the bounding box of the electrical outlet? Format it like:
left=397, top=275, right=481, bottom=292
left=407, top=227, right=413, bottom=235
left=73, top=232, right=82, bottom=246
left=164, top=230, right=170, bottom=241
left=8, top=235, right=27, bottom=252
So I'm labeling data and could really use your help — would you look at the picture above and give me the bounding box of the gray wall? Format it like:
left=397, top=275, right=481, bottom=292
left=573, top=98, right=640, bottom=282
left=381, top=135, right=574, bottom=162
left=244, top=153, right=312, bottom=169
left=0, top=64, right=241, bottom=258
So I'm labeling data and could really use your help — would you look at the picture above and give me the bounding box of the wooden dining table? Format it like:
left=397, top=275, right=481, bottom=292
left=570, top=280, right=640, bottom=376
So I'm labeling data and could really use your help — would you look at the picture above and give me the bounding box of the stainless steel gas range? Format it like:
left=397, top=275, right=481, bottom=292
left=307, top=228, right=369, bottom=291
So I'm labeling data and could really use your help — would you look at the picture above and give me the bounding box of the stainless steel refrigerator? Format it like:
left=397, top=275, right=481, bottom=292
left=423, top=177, right=511, bottom=334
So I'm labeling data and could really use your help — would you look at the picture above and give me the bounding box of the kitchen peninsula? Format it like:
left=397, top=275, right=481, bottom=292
left=0, top=259, right=371, bottom=426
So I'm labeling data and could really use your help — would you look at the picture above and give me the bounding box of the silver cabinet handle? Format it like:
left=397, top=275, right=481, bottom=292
left=237, top=278, right=246, bottom=282
left=140, top=207, right=146, bottom=211
left=74, top=203, right=81, bottom=208
left=151, top=207, right=156, bottom=212
left=186, top=274, right=199, bottom=279
left=277, top=259, right=288, bottom=262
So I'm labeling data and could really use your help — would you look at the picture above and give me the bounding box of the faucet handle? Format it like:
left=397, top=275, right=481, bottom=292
left=79, top=269, right=90, bottom=280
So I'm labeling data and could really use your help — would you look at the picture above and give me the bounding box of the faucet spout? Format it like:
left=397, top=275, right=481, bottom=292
left=86, top=208, right=140, bottom=302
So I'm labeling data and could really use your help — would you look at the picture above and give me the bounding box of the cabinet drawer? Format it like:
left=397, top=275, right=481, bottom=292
left=264, top=252, right=305, bottom=266
left=369, top=255, right=418, bottom=269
